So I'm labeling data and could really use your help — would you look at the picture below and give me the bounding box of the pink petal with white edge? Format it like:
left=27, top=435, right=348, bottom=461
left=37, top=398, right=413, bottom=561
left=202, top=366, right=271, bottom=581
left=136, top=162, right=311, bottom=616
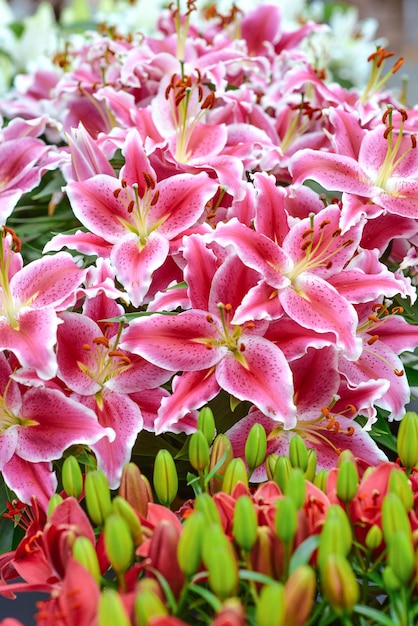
left=183, top=234, right=218, bottom=312
left=44, top=230, right=112, bottom=258
left=111, top=231, right=169, bottom=307
left=16, top=387, right=114, bottom=462
left=207, top=218, right=292, bottom=289
left=232, top=280, right=284, bottom=324
left=85, top=391, right=143, bottom=489
left=376, top=179, right=418, bottom=219
left=0, top=309, right=60, bottom=380
left=120, top=310, right=225, bottom=371
left=154, top=369, right=220, bottom=434
left=280, top=274, right=362, bottom=360
left=11, top=252, right=87, bottom=309
left=215, top=335, right=296, bottom=428
left=0, top=428, right=18, bottom=468
left=2, top=457, right=57, bottom=510
left=289, top=149, right=374, bottom=196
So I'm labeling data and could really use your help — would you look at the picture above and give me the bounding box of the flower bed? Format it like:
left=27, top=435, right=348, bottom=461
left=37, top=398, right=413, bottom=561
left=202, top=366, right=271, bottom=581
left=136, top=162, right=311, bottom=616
left=0, top=0, right=417, bottom=624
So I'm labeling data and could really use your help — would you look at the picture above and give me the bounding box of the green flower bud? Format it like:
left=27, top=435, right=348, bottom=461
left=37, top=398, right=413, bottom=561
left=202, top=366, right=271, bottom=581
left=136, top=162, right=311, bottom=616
left=134, top=588, right=168, bottom=626
left=98, top=589, right=130, bottom=626
left=72, top=536, right=101, bottom=584
left=112, top=495, right=143, bottom=545
left=382, top=565, right=402, bottom=593
left=104, top=513, right=134, bottom=575
left=388, top=468, right=414, bottom=511
left=222, top=458, right=248, bottom=495
left=336, top=458, right=359, bottom=503
left=273, top=455, right=292, bottom=493
left=313, top=468, right=329, bottom=492
left=283, top=468, right=306, bottom=510
left=209, top=433, right=233, bottom=494
left=318, top=505, right=352, bottom=569
left=304, top=448, right=317, bottom=482
left=397, top=411, right=418, bottom=470
left=382, top=492, right=412, bottom=543
left=256, top=582, right=285, bottom=626
left=47, top=494, right=64, bottom=518
left=387, top=531, right=415, bottom=584
left=320, top=554, right=359, bottom=616
left=245, top=423, right=267, bottom=474
left=284, top=565, right=317, bottom=626
left=250, top=526, right=276, bottom=579
left=337, top=449, right=357, bottom=467
left=84, top=469, right=112, bottom=526
left=197, top=406, right=216, bottom=444
left=189, top=430, right=210, bottom=472
left=275, top=497, right=297, bottom=545
left=194, top=492, right=222, bottom=526
left=62, top=455, right=83, bottom=499
left=202, top=524, right=239, bottom=600
left=265, top=454, right=279, bottom=481
left=365, top=524, right=383, bottom=552
left=119, top=462, right=150, bottom=517
left=289, top=435, right=308, bottom=472
left=177, top=510, right=205, bottom=577
left=153, top=449, right=178, bottom=507
left=232, top=494, right=258, bottom=553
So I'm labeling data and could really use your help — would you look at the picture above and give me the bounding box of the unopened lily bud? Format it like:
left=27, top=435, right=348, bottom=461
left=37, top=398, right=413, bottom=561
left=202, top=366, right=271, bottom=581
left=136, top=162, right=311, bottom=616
left=336, top=458, right=359, bottom=503
left=313, top=468, right=329, bottom=492
left=284, top=468, right=306, bottom=510
left=47, top=494, right=63, bottom=518
left=388, top=468, right=414, bottom=511
left=397, top=411, right=418, bottom=470
left=148, top=520, right=185, bottom=598
left=153, top=449, right=178, bottom=507
left=275, top=497, right=297, bottom=545
left=289, top=435, right=308, bottom=472
left=337, top=449, right=357, bottom=467
left=134, top=587, right=168, bottom=626
left=232, top=495, right=258, bottom=553
left=209, top=433, right=233, bottom=494
left=189, top=430, right=210, bottom=472
left=318, top=505, right=352, bottom=569
left=194, top=492, right=222, bottom=526
left=197, top=406, right=216, bottom=444
left=212, top=598, right=245, bottom=626
left=245, top=423, right=267, bottom=475
left=284, top=565, right=316, bottom=626
left=222, top=458, right=248, bottom=494
left=203, top=524, right=239, bottom=600
left=365, top=524, right=383, bottom=552
left=112, top=496, right=143, bottom=546
left=104, top=513, right=134, bottom=575
left=85, top=469, right=112, bottom=526
left=304, top=449, right=317, bottom=482
left=273, top=455, right=292, bottom=493
left=256, top=582, right=285, bottom=626
left=320, top=554, right=359, bottom=616
left=382, top=492, right=411, bottom=543
left=62, top=455, right=83, bottom=499
left=98, top=589, right=130, bottom=626
left=119, top=462, right=150, bottom=517
left=387, top=531, right=415, bottom=584
left=265, top=454, right=279, bottom=481
left=72, top=536, right=101, bottom=584
left=177, top=510, right=205, bottom=577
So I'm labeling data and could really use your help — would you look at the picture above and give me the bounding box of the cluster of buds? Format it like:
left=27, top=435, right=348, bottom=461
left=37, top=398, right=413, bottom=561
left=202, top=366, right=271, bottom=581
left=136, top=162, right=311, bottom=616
left=0, top=410, right=418, bottom=625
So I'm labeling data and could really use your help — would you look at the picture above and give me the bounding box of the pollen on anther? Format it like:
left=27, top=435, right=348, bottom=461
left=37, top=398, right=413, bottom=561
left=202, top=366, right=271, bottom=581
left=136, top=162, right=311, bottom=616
left=321, top=406, right=331, bottom=418
left=367, top=334, right=379, bottom=345
left=367, top=314, right=379, bottom=323
left=206, top=314, right=214, bottom=323
left=331, top=228, right=342, bottom=238
left=411, top=135, right=417, bottom=149
left=82, top=343, right=92, bottom=351
left=383, top=125, right=395, bottom=139
left=394, top=369, right=404, bottom=377
left=302, top=228, right=314, bottom=238
left=113, top=188, right=122, bottom=199
left=300, top=240, right=311, bottom=251
left=93, top=336, right=110, bottom=348
left=346, top=426, right=355, bottom=436
left=345, top=404, right=357, bottom=416
left=320, top=219, right=331, bottom=228
left=127, top=200, right=135, bottom=213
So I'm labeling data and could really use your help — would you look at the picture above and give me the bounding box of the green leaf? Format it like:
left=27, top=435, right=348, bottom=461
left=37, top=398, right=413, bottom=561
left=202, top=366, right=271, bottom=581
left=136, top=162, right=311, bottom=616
left=289, top=535, right=320, bottom=574
left=353, top=604, right=398, bottom=626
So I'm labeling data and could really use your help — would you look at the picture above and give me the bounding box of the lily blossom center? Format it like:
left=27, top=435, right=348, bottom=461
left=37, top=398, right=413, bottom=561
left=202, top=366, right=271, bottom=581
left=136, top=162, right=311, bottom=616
left=77, top=327, right=132, bottom=390
left=114, top=175, right=163, bottom=246
left=374, top=107, right=417, bottom=189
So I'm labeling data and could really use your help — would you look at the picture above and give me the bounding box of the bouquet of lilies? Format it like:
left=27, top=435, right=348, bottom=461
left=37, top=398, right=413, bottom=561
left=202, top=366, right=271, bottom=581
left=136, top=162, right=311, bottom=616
left=0, top=0, right=418, bottom=624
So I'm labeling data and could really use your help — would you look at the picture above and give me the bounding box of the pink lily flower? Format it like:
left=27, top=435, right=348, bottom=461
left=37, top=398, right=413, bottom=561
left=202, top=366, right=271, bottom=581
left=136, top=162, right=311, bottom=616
left=0, top=353, right=112, bottom=509
left=61, top=129, right=217, bottom=305
left=121, top=239, right=296, bottom=431
left=207, top=204, right=364, bottom=360
left=290, top=107, right=418, bottom=230
left=56, top=311, right=171, bottom=487
left=0, top=230, right=87, bottom=380
left=227, top=346, right=388, bottom=480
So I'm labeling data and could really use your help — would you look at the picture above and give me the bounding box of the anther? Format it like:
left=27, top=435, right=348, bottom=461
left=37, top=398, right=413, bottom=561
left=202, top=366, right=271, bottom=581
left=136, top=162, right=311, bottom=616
left=206, top=315, right=214, bottom=323
left=321, top=406, right=331, bottom=418
left=383, top=125, right=395, bottom=139
left=320, top=219, right=331, bottom=228
left=201, top=92, right=215, bottom=110
left=300, top=240, right=311, bottom=251
left=331, top=228, right=342, bottom=238
left=113, top=188, right=122, bottom=198
left=346, top=426, right=355, bottom=436
left=411, top=135, right=417, bottom=149
left=127, top=200, right=135, bottom=213
left=239, top=343, right=245, bottom=352
left=345, top=404, right=357, bottom=416
left=367, top=314, right=379, bottom=322
left=392, top=57, right=404, bottom=73
left=302, top=228, right=314, bottom=238
left=326, top=416, right=336, bottom=430
left=333, top=420, right=340, bottom=434
left=367, top=334, right=379, bottom=345
left=93, top=336, right=110, bottom=348
left=82, top=344, right=92, bottom=351
left=398, top=108, right=408, bottom=121
left=394, top=369, right=404, bottom=377
left=143, top=172, right=156, bottom=189
left=372, top=303, right=386, bottom=313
